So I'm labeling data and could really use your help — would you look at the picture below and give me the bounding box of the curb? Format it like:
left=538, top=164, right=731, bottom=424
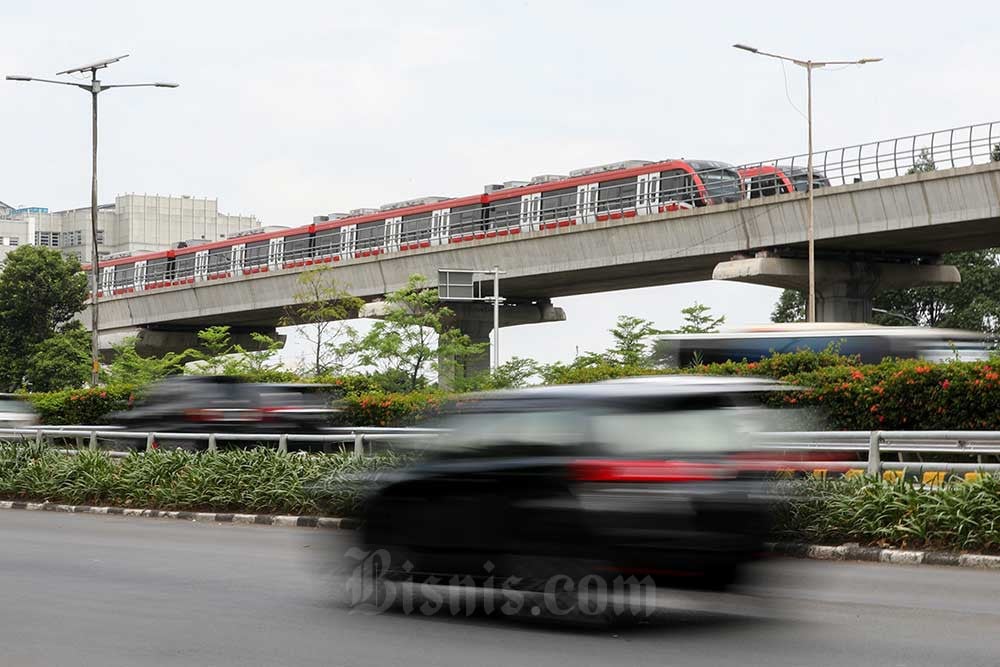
left=770, top=541, right=1000, bottom=570
left=3, top=501, right=997, bottom=570
left=0, top=500, right=357, bottom=530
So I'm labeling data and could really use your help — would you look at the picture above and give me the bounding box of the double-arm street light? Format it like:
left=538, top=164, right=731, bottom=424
left=733, top=44, right=881, bottom=323
left=7, top=54, right=178, bottom=386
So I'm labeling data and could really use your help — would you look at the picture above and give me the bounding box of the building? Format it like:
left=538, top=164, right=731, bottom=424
left=0, top=194, right=260, bottom=262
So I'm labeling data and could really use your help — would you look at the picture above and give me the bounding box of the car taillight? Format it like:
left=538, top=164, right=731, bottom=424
left=184, top=408, right=223, bottom=422
left=571, top=459, right=726, bottom=483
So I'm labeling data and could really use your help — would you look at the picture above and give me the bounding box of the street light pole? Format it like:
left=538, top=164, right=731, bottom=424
left=7, top=55, right=178, bottom=386
left=733, top=44, right=881, bottom=323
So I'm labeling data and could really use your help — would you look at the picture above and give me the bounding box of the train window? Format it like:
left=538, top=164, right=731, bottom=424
left=285, top=233, right=312, bottom=262
left=401, top=212, right=432, bottom=243
left=487, top=199, right=520, bottom=231
left=356, top=220, right=385, bottom=250
left=175, top=253, right=195, bottom=279
left=596, top=177, right=637, bottom=213
left=450, top=204, right=482, bottom=234
left=748, top=176, right=780, bottom=199
left=208, top=248, right=230, bottom=273
left=245, top=240, right=269, bottom=267
left=146, top=258, right=169, bottom=283
left=540, top=187, right=576, bottom=221
left=113, top=264, right=133, bottom=289
left=659, top=169, right=693, bottom=204
left=315, top=228, right=341, bottom=256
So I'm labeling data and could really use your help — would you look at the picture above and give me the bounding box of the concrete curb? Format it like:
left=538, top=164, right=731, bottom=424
left=2, top=501, right=997, bottom=570
left=770, top=541, right=1000, bottom=570
left=0, top=500, right=358, bottom=530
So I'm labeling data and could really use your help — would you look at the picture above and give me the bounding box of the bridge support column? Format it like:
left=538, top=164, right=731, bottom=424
left=712, top=257, right=961, bottom=323
left=439, top=299, right=566, bottom=389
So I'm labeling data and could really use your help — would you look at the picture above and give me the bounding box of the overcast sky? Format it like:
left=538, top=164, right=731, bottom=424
left=3, top=1, right=999, bottom=367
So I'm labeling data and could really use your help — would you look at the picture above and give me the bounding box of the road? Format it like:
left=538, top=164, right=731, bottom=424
left=1, top=510, right=999, bottom=667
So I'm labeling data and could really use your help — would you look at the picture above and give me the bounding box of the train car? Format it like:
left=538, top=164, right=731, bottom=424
left=739, top=165, right=831, bottom=199
left=89, top=158, right=742, bottom=294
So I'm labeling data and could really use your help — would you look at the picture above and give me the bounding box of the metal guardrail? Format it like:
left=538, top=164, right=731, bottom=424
left=754, top=430, right=1000, bottom=475
left=0, top=426, right=441, bottom=457
left=92, top=120, right=1000, bottom=297
left=2, top=426, right=1000, bottom=476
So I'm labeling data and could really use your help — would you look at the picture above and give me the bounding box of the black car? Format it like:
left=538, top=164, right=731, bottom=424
left=352, top=376, right=781, bottom=622
left=111, top=375, right=336, bottom=449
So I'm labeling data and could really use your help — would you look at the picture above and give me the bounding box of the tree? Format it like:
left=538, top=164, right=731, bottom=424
left=992, top=143, right=1000, bottom=162
left=0, top=246, right=88, bottom=390
left=667, top=302, right=725, bottom=334
left=185, top=326, right=292, bottom=381
left=338, top=274, right=486, bottom=392
left=459, top=356, right=542, bottom=391
left=771, top=289, right=806, bottom=323
left=607, top=315, right=663, bottom=366
left=280, top=267, right=364, bottom=377
left=872, top=250, right=1000, bottom=337
left=24, top=323, right=91, bottom=392
left=907, top=147, right=936, bottom=174
left=102, top=337, right=189, bottom=386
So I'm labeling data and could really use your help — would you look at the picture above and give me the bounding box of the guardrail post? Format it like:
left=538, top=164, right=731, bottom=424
left=354, top=432, right=364, bottom=457
left=278, top=434, right=287, bottom=454
left=145, top=432, right=155, bottom=453
left=89, top=430, right=98, bottom=451
left=35, top=430, right=43, bottom=448
left=208, top=433, right=217, bottom=453
left=867, top=430, right=882, bottom=476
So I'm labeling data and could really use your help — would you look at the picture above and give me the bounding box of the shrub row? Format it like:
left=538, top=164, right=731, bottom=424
left=0, top=443, right=404, bottom=517
left=21, top=351, right=1000, bottom=431
left=775, top=475, right=1000, bottom=553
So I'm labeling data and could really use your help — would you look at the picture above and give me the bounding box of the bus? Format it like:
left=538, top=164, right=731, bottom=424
left=653, top=323, right=991, bottom=368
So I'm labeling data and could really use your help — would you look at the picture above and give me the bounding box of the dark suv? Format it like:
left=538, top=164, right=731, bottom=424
left=353, top=376, right=782, bottom=621
left=111, top=375, right=335, bottom=449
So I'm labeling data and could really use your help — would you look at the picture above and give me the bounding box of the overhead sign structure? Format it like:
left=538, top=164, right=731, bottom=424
left=437, top=267, right=505, bottom=371
left=437, top=269, right=478, bottom=301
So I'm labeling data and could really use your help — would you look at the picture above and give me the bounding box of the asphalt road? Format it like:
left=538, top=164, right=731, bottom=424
left=1, top=510, right=999, bottom=667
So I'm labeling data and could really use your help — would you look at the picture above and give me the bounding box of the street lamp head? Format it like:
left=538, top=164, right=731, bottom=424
left=154, top=82, right=180, bottom=88
left=733, top=44, right=758, bottom=53
left=6, top=75, right=33, bottom=82
left=858, top=57, right=883, bottom=64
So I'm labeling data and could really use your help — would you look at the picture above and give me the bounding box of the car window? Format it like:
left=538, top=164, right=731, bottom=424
left=434, top=410, right=584, bottom=457
left=0, top=398, right=33, bottom=413
left=590, top=407, right=744, bottom=455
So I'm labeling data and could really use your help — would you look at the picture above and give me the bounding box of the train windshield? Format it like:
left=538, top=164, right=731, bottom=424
left=698, top=169, right=742, bottom=203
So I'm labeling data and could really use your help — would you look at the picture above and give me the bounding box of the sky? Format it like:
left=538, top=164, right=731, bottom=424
left=3, top=0, right=999, bottom=367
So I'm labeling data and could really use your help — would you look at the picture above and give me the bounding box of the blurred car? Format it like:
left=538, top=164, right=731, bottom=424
left=0, top=394, right=39, bottom=428
left=356, top=376, right=782, bottom=620
left=110, top=376, right=336, bottom=449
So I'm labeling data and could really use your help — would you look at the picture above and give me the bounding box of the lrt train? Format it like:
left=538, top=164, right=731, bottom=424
left=90, top=158, right=744, bottom=296
left=739, top=164, right=831, bottom=199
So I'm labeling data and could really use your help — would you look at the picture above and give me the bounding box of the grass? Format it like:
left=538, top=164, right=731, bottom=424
left=0, top=442, right=408, bottom=517
left=775, top=475, right=1000, bottom=553
left=2, top=442, right=998, bottom=553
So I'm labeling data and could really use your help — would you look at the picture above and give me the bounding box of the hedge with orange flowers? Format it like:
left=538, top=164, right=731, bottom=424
left=335, top=390, right=447, bottom=427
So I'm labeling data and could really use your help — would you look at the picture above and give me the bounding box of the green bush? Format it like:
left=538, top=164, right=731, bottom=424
left=337, top=390, right=446, bottom=427
left=776, top=475, right=1000, bottom=552
left=0, top=443, right=407, bottom=516
left=26, top=385, right=138, bottom=425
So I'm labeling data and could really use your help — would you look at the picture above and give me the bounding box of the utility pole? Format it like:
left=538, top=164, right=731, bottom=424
left=7, top=55, right=178, bottom=385
left=733, top=44, right=881, bottom=322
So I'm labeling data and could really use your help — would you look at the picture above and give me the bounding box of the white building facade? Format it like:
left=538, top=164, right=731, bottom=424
left=0, top=194, right=260, bottom=263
